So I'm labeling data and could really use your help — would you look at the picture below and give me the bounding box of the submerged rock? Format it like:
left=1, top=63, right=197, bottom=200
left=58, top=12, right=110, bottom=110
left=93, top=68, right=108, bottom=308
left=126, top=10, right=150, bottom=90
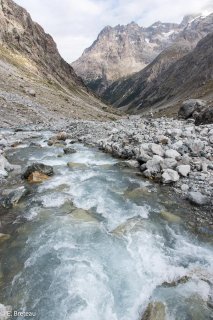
left=160, top=211, right=182, bottom=223
left=70, top=208, right=97, bottom=223
left=162, top=275, right=190, bottom=287
left=141, top=301, right=166, bottom=320
left=63, top=147, right=76, bottom=154
left=0, top=233, right=11, bottom=243
left=67, top=162, right=87, bottom=169
left=22, top=163, right=54, bottom=180
left=0, top=186, right=28, bottom=208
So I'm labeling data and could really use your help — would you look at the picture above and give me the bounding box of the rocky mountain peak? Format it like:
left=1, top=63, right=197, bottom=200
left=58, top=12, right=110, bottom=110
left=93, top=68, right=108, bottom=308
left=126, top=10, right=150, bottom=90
left=72, top=12, right=213, bottom=96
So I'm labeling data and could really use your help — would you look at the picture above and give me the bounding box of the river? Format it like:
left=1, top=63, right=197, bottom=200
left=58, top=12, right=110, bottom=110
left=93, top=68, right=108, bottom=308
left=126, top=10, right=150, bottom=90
left=0, top=132, right=212, bottom=320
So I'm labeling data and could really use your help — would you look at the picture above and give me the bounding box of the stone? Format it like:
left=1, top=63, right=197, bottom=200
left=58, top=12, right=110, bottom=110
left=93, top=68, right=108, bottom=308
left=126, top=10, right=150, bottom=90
left=187, top=191, right=209, bottom=206
left=0, top=186, right=28, bottom=208
left=146, top=159, right=161, bottom=174
left=181, top=184, right=189, bottom=192
left=195, top=107, right=213, bottom=125
left=160, top=158, right=177, bottom=170
left=162, top=169, right=180, bottom=184
left=187, top=139, right=204, bottom=155
left=165, top=149, right=181, bottom=160
left=158, top=135, right=169, bottom=145
left=67, top=162, right=87, bottom=169
left=141, top=301, right=166, bottom=320
left=137, top=149, right=152, bottom=164
left=177, top=165, right=191, bottom=177
left=122, top=160, right=139, bottom=168
left=63, top=147, right=76, bottom=154
left=150, top=144, right=164, bottom=157
left=22, top=163, right=54, bottom=179
left=56, top=132, right=68, bottom=141
left=178, top=99, right=206, bottom=119
left=28, top=171, right=50, bottom=183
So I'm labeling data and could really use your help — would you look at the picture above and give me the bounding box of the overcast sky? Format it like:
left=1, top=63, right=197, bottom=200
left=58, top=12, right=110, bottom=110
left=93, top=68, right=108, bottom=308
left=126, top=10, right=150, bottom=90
left=15, top=0, right=213, bottom=63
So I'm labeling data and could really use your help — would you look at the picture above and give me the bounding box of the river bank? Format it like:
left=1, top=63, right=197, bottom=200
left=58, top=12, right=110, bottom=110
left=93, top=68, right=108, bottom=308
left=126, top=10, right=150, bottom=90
left=0, top=115, right=213, bottom=236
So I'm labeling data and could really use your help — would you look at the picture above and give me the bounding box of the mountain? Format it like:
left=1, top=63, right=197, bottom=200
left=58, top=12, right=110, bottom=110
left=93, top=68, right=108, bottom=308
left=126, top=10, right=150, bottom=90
left=0, top=0, right=119, bottom=127
left=103, top=32, right=213, bottom=116
left=72, top=13, right=213, bottom=95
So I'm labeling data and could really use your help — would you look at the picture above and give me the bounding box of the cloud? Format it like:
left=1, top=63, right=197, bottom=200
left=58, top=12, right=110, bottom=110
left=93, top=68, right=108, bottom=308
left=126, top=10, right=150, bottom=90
left=15, top=0, right=213, bottom=62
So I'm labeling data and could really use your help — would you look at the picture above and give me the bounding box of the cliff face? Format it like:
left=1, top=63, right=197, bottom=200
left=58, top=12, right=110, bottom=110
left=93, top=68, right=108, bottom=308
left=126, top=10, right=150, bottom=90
left=72, top=14, right=213, bottom=95
left=0, top=0, right=120, bottom=126
left=0, top=0, right=86, bottom=90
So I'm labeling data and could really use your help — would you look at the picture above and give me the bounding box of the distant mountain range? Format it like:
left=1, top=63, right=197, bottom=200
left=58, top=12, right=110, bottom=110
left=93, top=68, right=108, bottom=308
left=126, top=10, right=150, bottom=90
left=72, top=13, right=213, bottom=115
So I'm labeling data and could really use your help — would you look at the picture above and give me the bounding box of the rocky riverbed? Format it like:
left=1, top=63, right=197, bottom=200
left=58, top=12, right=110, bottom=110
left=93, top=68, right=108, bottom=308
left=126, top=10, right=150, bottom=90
left=0, top=114, right=213, bottom=237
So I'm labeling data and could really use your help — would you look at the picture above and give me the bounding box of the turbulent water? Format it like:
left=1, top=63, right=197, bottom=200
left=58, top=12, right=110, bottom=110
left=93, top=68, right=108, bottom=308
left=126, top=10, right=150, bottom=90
left=0, top=132, right=212, bottom=320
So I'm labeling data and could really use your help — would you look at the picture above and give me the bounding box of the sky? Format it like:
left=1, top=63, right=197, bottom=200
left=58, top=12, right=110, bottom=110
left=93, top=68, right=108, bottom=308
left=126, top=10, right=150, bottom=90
left=15, top=0, right=213, bottom=63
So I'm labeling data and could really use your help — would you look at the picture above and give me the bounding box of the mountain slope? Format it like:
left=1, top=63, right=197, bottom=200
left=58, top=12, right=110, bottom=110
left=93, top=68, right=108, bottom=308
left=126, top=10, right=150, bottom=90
left=0, top=0, right=119, bottom=127
left=103, top=32, right=213, bottom=115
left=72, top=13, right=213, bottom=95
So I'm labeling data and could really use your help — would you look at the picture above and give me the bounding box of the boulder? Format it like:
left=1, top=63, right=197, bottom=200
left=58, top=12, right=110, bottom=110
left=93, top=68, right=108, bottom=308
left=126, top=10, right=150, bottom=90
left=177, top=165, right=191, bottom=177
left=121, top=160, right=139, bottom=168
left=146, top=159, right=161, bottom=174
left=0, top=186, right=28, bottom=208
left=160, top=158, right=177, bottom=170
left=56, top=132, right=68, bottom=141
left=165, top=149, right=181, bottom=160
left=28, top=171, right=50, bottom=183
left=22, top=163, right=54, bottom=179
left=63, top=147, right=77, bottom=154
left=187, top=191, right=209, bottom=206
left=162, top=169, right=179, bottom=184
left=195, top=106, right=213, bottom=125
left=150, top=144, right=164, bottom=157
left=187, top=139, right=205, bottom=156
left=137, top=149, right=152, bottom=164
left=178, top=99, right=206, bottom=119
left=141, top=301, right=166, bottom=320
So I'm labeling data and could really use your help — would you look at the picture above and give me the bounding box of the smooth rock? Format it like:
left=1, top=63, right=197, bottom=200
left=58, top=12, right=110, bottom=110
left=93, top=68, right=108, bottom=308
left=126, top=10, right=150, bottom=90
left=67, top=162, right=87, bottom=169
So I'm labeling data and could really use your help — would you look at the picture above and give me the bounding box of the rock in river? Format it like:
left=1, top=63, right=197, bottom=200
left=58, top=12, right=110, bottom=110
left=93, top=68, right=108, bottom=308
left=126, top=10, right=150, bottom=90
left=22, top=163, right=54, bottom=180
left=0, top=186, right=28, bottom=208
left=141, top=301, right=166, bottom=320
left=28, top=171, right=50, bottom=183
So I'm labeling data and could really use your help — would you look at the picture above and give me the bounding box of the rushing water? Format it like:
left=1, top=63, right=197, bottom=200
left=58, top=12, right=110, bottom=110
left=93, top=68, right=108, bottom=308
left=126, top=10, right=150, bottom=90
left=0, top=132, right=212, bottom=320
